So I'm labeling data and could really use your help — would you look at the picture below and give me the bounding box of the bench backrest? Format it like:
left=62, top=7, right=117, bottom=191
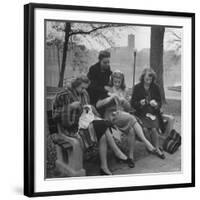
left=47, top=110, right=58, bottom=135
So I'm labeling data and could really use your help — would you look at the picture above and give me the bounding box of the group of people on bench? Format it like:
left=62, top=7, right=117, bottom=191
left=52, top=50, right=173, bottom=175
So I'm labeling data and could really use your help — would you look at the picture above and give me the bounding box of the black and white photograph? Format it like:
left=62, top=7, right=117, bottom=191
left=45, top=21, right=182, bottom=178
left=23, top=3, right=195, bottom=196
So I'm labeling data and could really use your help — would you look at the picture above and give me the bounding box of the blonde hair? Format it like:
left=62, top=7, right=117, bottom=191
left=109, top=70, right=126, bottom=90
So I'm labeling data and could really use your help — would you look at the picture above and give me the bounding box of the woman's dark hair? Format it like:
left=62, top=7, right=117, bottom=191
left=139, top=68, right=157, bottom=84
left=71, top=75, right=90, bottom=89
left=109, top=70, right=126, bottom=90
left=98, top=50, right=111, bottom=61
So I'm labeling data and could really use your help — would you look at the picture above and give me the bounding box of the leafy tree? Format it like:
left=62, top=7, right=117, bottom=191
left=46, top=21, right=135, bottom=87
left=165, top=28, right=181, bottom=54
left=72, top=45, right=89, bottom=73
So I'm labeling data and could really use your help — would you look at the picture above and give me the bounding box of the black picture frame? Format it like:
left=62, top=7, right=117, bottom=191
left=24, top=3, right=195, bottom=197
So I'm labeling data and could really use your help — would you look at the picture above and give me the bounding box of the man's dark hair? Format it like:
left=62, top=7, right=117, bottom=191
left=98, top=50, right=111, bottom=60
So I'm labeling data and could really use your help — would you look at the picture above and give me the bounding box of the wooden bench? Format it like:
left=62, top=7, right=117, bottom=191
left=46, top=97, right=86, bottom=177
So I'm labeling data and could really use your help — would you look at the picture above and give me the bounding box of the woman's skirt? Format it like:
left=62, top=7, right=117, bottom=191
left=92, top=119, right=113, bottom=141
left=77, top=119, right=113, bottom=151
left=136, top=114, right=159, bottom=129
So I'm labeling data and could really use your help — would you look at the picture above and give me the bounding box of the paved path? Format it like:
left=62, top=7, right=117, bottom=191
left=113, top=148, right=181, bottom=175
left=86, top=107, right=181, bottom=176
left=85, top=142, right=181, bottom=176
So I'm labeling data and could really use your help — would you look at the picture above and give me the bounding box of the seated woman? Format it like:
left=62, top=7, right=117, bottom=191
left=131, top=68, right=165, bottom=159
left=96, top=87, right=162, bottom=167
left=104, top=70, right=131, bottom=111
left=52, top=75, right=128, bottom=176
left=104, top=71, right=174, bottom=139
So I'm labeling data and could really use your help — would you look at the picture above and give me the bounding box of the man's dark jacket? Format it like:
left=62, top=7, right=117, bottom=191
left=87, top=62, right=112, bottom=105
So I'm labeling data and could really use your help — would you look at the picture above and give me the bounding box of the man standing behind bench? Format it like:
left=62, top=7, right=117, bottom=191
left=87, top=50, right=112, bottom=106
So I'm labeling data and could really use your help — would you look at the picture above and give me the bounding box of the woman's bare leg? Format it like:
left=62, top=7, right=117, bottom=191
left=99, top=135, right=112, bottom=175
left=133, top=123, right=155, bottom=151
left=127, top=127, right=136, bottom=160
left=143, top=127, right=152, bottom=143
left=151, top=128, right=162, bottom=154
left=105, top=130, right=127, bottom=160
left=162, top=114, right=175, bottom=136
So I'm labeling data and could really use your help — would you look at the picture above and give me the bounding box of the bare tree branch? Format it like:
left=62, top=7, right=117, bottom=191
left=69, top=25, right=113, bottom=36
left=69, top=24, right=131, bottom=36
left=167, top=30, right=181, bottom=41
left=97, top=32, right=115, bottom=47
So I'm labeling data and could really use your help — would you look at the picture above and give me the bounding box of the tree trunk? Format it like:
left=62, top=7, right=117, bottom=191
left=58, top=22, right=71, bottom=88
left=150, top=26, right=166, bottom=103
left=56, top=45, right=61, bottom=74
